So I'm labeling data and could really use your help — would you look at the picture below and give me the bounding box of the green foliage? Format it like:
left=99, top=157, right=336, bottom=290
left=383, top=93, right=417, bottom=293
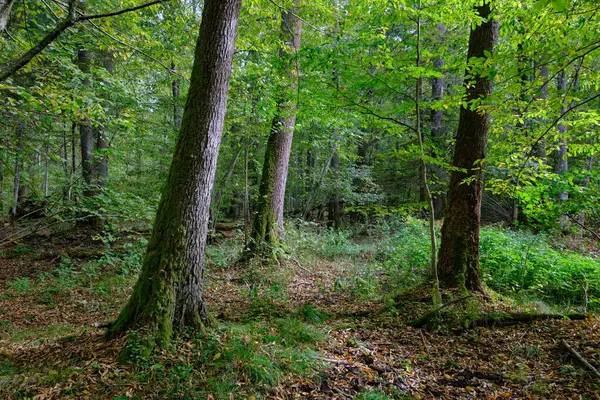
left=480, top=226, right=600, bottom=309
left=374, top=217, right=599, bottom=310
left=124, top=317, right=324, bottom=399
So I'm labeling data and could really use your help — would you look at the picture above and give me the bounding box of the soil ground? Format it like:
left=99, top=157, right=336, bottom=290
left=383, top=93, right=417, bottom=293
left=0, top=226, right=598, bottom=399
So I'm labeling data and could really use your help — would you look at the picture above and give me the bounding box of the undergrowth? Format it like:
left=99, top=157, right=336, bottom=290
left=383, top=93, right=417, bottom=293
left=122, top=314, right=325, bottom=399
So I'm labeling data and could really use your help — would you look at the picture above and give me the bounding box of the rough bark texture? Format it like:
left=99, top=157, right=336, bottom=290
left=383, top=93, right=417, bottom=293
left=438, top=2, right=499, bottom=292
left=108, top=0, right=242, bottom=349
left=0, top=0, right=15, bottom=31
left=430, top=24, right=446, bottom=219
left=250, top=1, right=302, bottom=249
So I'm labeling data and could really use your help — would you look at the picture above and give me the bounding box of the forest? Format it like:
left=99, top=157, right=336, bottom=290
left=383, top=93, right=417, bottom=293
left=0, top=0, right=599, bottom=398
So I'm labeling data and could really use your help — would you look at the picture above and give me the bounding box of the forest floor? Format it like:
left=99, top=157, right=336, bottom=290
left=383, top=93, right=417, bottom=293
left=0, top=224, right=598, bottom=399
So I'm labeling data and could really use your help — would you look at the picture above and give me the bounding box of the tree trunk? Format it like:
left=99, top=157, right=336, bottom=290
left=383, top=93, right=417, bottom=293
left=555, top=69, right=568, bottom=201
left=532, top=57, right=548, bottom=159
left=108, top=0, right=241, bottom=350
left=172, top=62, right=183, bottom=131
left=42, top=143, right=49, bottom=197
left=437, top=2, right=499, bottom=292
left=77, top=49, right=97, bottom=198
left=430, top=24, right=446, bottom=219
left=0, top=0, right=15, bottom=31
left=95, top=51, right=114, bottom=189
left=328, top=149, right=341, bottom=229
left=11, top=120, right=23, bottom=217
left=250, top=0, right=302, bottom=250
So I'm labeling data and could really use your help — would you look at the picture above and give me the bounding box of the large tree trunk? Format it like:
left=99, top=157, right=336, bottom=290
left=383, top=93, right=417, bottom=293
left=437, top=2, right=499, bottom=292
left=250, top=0, right=302, bottom=250
left=108, top=0, right=241, bottom=350
left=430, top=24, right=446, bottom=219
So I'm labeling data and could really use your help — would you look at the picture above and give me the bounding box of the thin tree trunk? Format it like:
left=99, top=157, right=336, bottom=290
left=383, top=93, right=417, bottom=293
left=42, top=143, right=49, bottom=197
left=96, top=50, right=114, bottom=189
left=328, top=148, right=341, bottom=229
left=416, top=7, right=441, bottom=306
left=172, top=62, right=183, bottom=131
left=556, top=69, right=568, bottom=202
left=250, top=0, right=302, bottom=250
left=532, top=57, right=548, bottom=159
left=438, top=1, right=499, bottom=292
left=77, top=49, right=97, bottom=198
left=0, top=0, right=15, bottom=31
left=11, top=121, right=24, bottom=217
left=430, top=24, right=446, bottom=219
left=108, top=0, right=242, bottom=349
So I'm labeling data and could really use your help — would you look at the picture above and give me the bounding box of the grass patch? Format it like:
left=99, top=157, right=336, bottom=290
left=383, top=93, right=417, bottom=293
left=123, top=317, right=325, bottom=399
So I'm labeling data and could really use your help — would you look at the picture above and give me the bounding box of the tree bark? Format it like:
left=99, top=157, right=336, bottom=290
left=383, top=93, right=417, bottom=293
left=11, top=121, right=23, bottom=217
left=328, top=149, right=341, bottom=229
left=95, top=51, right=114, bottom=189
left=76, top=49, right=97, bottom=198
left=0, top=0, right=15, bottom=31
left=108, top=0, right=242, bottom=349
left=172, top=62, right=183, bottom=131
left=430, top=24, right=446, bottom=219
left=532, top=57, right=548, bottom=159
left=437, top=2, right=499, bottom=292
left=250, top=0, right=302, bottom=250
left=555, top=69, right=568, bottom=201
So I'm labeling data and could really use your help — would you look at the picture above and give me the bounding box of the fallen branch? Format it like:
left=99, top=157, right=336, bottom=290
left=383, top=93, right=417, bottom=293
left=408, top=295, right=472, bottom=328
left=561, top=340, right=600, bottom=378
left=469, top=313, right=587, bottom=328
left=567, top=214, right=600, bottom=243
left=312, top=355, right=351, bottom=365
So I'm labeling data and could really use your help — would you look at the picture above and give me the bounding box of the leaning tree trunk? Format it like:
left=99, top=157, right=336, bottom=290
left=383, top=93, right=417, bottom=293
left=107, top=0, right=242, bottom=350
left=250, top=0, right=302, bottom=250
left=437, top=2, right=499, bottom=292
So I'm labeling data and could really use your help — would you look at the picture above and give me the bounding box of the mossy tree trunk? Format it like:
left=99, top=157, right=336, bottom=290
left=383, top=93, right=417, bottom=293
left=250, top=1, right=302, bottom=251
left=108, top=0, right=242, bottom=348
left=437, top=2, right=499, bottom=292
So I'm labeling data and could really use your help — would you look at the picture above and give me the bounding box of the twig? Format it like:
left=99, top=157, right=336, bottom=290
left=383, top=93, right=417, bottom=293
left=312, top=355, right=351, bottom=365
left=0, top=0, right=171, bottom=82
left=566, top=214, right=600, bottom=242
left=561, top=340, right=600, bottom=378
left=408, top=295, right=472, bottom=328
left=419, top=329, right=429, bottom=354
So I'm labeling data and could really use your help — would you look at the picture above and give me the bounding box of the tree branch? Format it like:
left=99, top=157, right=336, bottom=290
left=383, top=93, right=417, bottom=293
left=0, top=0, right=170, bottom=82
